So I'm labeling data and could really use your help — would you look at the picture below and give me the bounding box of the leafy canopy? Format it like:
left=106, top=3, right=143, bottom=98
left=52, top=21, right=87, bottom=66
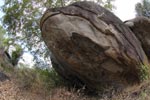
left=135, top=0, right=150, bottom=18
left=0, top=26, right=5, bottom=47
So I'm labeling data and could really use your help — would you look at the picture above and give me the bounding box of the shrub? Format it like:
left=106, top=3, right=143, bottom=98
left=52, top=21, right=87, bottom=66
left=140, top=64, right=150, bottom=81
left=15, top=67, right=65, bottom=91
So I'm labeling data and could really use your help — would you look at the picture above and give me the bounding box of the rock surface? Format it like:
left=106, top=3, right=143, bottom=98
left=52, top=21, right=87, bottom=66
left=40, top=1, right=149, bottom=89
left=125, top=17, right=150, bottom=59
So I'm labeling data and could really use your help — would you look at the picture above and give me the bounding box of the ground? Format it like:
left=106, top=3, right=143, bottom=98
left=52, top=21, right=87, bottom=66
left=0, top=70, right=150, bottom=100
left=0, top=72, right=39, bottom=100
left=0, top=71, right=84, bottom=100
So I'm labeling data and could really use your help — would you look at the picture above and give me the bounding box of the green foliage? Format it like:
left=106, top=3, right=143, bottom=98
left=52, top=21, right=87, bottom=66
left=11, top=45, right=23, bottom=66
left=135, top=0, right=150, bottom=18
left=100, top=0, right=116, bottom=11
left=140, top=64, right=150, bottom=81
left=0, top=26, right=6, bottom=47
left=0, top=62, right=14, bottom=73
left=140, top=91, right=148, bottom=100
left=34, top=67, right=65, bottom=88
left=1, top=0, right=53, bottom=67
left=16, top=67, right=65, bottom=90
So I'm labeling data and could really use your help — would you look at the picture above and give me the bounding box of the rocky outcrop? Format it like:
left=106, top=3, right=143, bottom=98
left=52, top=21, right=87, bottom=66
left=125, top=17, right=150, bottom=59
left=40, top=1, right=149, bottom=89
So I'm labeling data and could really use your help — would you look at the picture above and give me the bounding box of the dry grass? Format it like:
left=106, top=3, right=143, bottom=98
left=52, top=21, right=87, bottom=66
left=1, top=64, right=150, bottom=100
left=1, top=48, right=150, bottom=100
left=11, top=68, right=150, bottom=100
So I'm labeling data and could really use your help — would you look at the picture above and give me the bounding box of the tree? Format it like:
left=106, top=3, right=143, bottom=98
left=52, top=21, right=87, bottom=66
left=135, top=0, right=150, bottom=18
left=1, top=0, right=115, bottom=68
left=0, top=26, right=6, bottom=47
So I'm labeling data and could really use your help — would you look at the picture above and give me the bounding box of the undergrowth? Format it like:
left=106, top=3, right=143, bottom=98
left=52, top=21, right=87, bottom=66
left=140, top=64, right=150, bottom=81
left=15, top=67, right=66, bottom=91
left=1, top=61, right=150, bottom=99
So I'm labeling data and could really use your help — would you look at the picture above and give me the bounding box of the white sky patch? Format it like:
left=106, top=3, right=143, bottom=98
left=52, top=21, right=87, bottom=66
left=113, top=0, right=141, bottom=21
left=18, top=52, right=35, bottom=67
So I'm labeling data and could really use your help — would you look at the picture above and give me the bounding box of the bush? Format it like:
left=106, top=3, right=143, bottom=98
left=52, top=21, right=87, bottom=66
left=15, top=67, right=65, bottom=91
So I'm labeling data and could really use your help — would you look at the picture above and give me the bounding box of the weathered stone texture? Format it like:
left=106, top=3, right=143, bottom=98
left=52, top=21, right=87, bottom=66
left=41, top=1, right=149, bottom=89
left=125, top=17, right=150, bottom=59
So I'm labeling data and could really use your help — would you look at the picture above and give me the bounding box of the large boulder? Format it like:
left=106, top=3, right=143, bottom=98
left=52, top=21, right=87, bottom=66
left=125, top=17, right=150, bottom=59
left=40, top=1, right=149, bottom=89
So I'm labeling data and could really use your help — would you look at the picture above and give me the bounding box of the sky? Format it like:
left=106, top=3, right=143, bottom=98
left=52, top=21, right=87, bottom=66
left=114, top=0, right=141, bottom=21
left=0, top=0, right=142, bottom=21
left=0, top=0, right=142, bottom=66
